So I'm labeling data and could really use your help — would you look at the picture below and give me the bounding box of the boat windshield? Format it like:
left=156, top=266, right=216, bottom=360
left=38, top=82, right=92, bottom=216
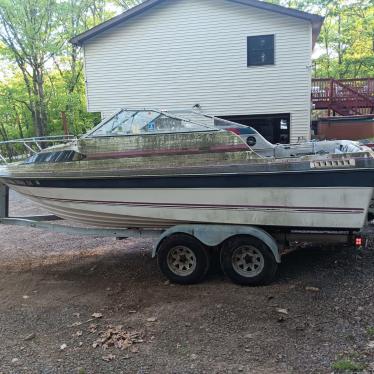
left=86, top=110, right=217, bottom=137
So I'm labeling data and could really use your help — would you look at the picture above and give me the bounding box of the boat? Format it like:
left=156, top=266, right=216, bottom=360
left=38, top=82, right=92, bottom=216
left=1, top=108, right=374, bottom=230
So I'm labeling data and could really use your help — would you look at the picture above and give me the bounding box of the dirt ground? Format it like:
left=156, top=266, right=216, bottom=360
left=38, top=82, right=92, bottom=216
left=1, top=192, right=374, bottom=374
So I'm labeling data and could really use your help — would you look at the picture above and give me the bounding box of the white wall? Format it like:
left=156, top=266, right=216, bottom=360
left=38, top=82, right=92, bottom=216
left=83, top=0, right=313, bottom=142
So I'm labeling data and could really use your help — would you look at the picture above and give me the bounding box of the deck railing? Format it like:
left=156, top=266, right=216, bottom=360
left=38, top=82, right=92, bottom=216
left=0, top=135, right=77, bottom=164
left=312, top=78, right=374, bottom=116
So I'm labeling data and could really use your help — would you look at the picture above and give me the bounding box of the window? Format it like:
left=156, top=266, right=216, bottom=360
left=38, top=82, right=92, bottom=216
left=247, top=35, right=274, bottom=66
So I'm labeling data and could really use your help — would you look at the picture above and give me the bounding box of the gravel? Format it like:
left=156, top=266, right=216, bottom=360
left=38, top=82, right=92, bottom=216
left=0, top=191, right=374, bottom=373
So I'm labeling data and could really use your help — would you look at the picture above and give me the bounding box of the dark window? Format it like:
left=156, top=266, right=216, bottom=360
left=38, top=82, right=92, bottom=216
left=247, top=35, right=274, bottom=66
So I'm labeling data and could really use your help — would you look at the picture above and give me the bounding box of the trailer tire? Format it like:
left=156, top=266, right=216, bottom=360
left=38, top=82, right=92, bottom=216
left=157, top=234, right=210, bottom=285
left=220, top=235, right=278, bottom=286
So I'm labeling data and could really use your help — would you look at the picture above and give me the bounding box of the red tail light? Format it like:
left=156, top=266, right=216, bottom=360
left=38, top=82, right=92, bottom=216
left=354, top=236, right=366, bottom=248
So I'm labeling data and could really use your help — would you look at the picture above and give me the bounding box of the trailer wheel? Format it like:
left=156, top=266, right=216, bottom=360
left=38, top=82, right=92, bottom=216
left=157, top=234, right=210, bottom=285
left=220, top=236, right=278, bottom=286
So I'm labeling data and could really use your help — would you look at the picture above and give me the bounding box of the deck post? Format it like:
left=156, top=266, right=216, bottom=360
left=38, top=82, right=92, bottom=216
left=0, top=183, right=9, bottom=218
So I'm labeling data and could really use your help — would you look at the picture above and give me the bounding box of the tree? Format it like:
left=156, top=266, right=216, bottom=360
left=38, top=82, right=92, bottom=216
left=52, top=0, right=111, bottom=135
left=0, top=0, right=62, bottom=137
left=113, top=0, right=143, bottom=10
left=273, top=0, right=374, bottom=78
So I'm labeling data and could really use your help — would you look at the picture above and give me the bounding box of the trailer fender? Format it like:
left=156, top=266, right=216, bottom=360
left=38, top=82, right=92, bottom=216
left=153, top=224, right=281, bottom=263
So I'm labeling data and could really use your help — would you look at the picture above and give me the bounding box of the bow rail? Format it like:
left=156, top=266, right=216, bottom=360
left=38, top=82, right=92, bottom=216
left=0, top=135, right=77, bottom=164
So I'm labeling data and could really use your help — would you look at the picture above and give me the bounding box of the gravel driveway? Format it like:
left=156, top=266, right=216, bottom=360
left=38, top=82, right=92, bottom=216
left=0, top=191, right=374, bottom=374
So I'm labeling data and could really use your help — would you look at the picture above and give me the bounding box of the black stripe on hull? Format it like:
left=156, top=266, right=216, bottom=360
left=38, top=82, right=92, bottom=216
left=2, top=168, right=374, bottom=188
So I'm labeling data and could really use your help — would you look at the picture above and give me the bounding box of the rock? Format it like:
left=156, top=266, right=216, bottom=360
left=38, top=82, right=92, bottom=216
left=60, top=343, right=67, bottom=350
left=191, top=354, right=198, bottom=360
left=147, top=317, right=157, bottom=322
left=11, top=358, right=19, bottom=364
left=91, top=313, right=103, bottom=319
left=238, top=366, right=244, bottom=372
left=164, top=280, right=170, bottom=285
left=22, top=295, right=29, bottom=299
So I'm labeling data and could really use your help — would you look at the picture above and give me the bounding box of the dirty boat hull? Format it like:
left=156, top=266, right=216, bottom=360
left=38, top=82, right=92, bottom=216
left=7, top=182, right=372, bottom=229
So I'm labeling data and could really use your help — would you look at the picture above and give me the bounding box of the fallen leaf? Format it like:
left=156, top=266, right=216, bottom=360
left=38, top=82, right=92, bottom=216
left=75, top=331, right=83, bottom=337
left=11, top=358, right=19, bottom=364
left=147, top=317, right=157, bottom=322
left=23, top=333, right=35, bottom=341
left=60, top=343, right=67, bottom=351
left=102, top=354, right=116, bottom=362
left=276, top=308, right=288, bottom=315
left=367, top=341, right=374, bottom=349
left=305, top=287, right=320, bottom=292
left=92, top=313, right=103, bottom=319
left=88, top=324, right=97, bottom=333
left=92, top=325, right=143, bottom=351
left=244, top=333, right=255, bottom=339
left=22, top=295, right=29, bottom=300
left=70, top=321, right=82, bottom=327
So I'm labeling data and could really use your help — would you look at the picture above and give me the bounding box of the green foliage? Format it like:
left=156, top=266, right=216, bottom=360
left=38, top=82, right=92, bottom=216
left=366, top=326, right=374, bottom=336
left=0, top=0, right=112, bottom=140
left=274, top=0, right=374, bottom=78
left=332, top=358, right=365, bottom=372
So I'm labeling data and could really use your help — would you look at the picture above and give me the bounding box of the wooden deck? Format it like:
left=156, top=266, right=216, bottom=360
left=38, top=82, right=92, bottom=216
left=312, top=78, right=374, bottom=116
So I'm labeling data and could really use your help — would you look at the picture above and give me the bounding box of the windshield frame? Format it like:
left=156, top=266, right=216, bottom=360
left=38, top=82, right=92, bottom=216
left=82, top=108, right=221, bottom=138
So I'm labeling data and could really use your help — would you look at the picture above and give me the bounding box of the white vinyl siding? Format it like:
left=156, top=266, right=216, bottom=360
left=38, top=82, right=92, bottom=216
left=83, top=0, right=313, bottom=142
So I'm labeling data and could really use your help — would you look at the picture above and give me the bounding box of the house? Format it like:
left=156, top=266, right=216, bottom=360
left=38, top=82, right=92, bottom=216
left=71, top=0, right=323, bottom=143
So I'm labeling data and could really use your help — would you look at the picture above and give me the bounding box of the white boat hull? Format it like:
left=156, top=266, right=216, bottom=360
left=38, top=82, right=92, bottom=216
left=10, top=185, right=373, bottom=229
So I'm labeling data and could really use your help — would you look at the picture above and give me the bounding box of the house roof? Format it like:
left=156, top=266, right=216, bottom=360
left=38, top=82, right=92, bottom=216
left=70, top=0, right=324, bottom=47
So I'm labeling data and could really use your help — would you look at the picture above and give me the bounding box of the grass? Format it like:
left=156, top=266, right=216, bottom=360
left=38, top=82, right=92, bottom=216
left=332, top=358, right=365, bottom=372
left=366, top=326, right=374, bottom=337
